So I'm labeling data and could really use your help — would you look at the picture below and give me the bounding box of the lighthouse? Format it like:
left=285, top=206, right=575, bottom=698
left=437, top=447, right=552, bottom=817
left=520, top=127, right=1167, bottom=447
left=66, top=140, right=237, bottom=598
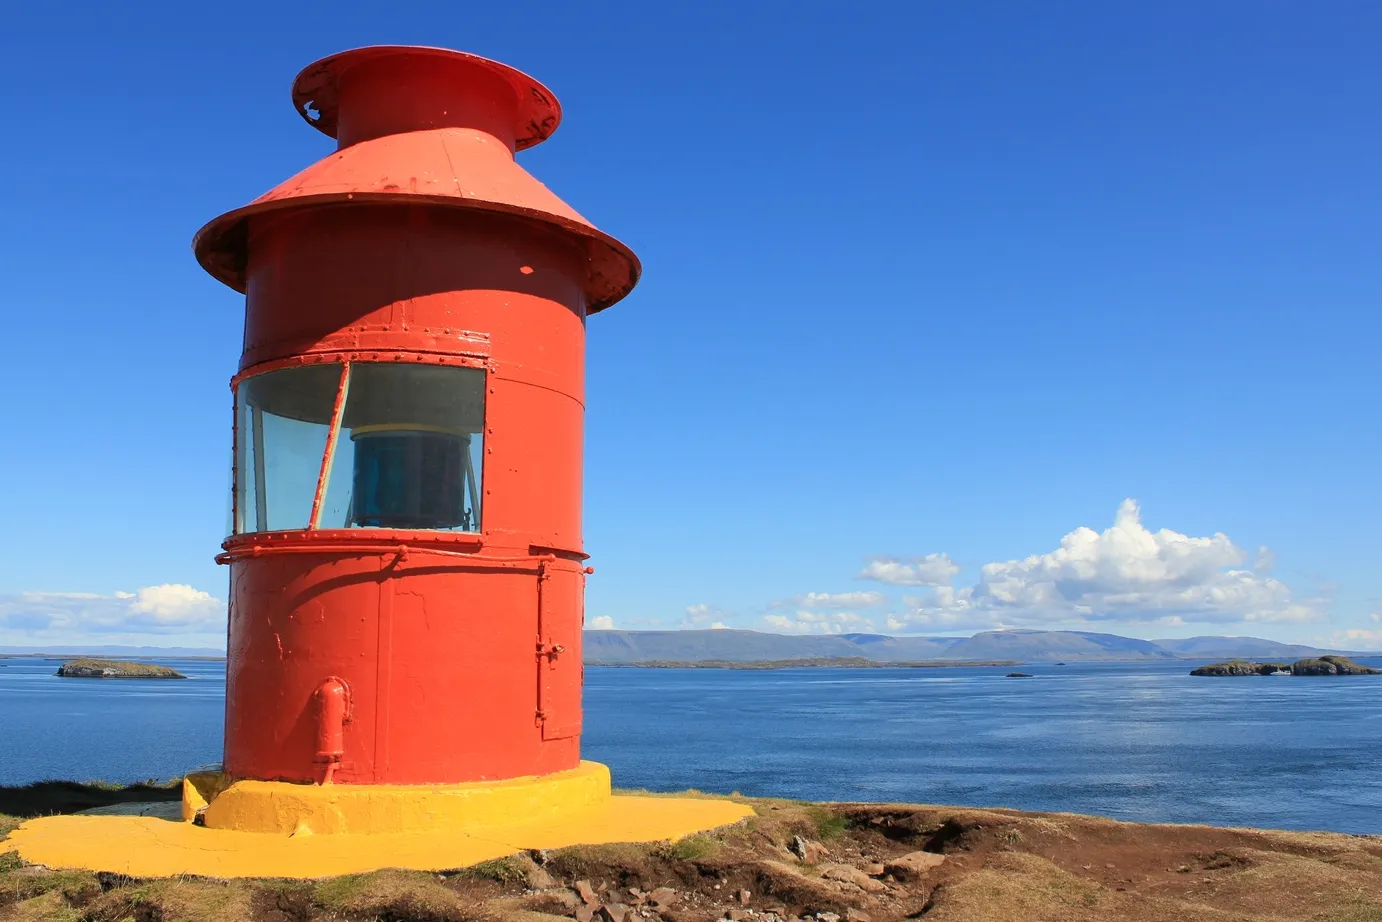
left=196, top=44, right=629, bottom=794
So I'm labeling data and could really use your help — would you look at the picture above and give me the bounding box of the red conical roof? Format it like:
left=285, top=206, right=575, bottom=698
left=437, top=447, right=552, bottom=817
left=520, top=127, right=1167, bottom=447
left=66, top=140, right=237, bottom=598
left=193, top=46, right=639, bottom=312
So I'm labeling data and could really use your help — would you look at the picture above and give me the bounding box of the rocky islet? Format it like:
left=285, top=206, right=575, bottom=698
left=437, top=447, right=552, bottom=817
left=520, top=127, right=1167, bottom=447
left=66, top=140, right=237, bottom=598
left=53, top=659, right=186, bottom=679
left=1190, top=655, right=1380, bottom=677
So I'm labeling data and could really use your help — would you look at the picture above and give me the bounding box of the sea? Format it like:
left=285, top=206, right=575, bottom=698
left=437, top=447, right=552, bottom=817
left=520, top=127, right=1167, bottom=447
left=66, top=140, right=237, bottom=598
left=1, top=657, right=1379, bottom=834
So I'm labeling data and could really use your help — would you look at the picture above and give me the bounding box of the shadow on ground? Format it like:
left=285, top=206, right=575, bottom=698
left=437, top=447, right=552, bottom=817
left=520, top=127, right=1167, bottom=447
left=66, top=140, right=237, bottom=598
left=0, top=780, right=180, bottom=818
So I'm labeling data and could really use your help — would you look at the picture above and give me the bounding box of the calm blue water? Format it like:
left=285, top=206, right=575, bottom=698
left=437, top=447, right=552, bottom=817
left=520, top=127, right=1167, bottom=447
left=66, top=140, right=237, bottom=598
left=2, top=658, right=1380, bottom=833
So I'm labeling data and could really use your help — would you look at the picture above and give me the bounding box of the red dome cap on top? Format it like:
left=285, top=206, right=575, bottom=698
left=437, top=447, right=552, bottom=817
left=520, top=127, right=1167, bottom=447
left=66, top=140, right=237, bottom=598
left=193, top=46, right=640, bottom=312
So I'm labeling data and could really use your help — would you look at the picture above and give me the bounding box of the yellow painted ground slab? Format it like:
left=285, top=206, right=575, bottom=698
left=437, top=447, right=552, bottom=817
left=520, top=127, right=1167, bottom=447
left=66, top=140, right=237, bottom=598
left=6, top=794, right=755, bottom=879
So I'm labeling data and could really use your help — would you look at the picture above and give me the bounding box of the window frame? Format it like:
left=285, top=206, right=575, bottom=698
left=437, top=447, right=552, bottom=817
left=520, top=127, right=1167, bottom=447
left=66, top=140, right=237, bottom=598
left=230, top=351, right=490, bottom=538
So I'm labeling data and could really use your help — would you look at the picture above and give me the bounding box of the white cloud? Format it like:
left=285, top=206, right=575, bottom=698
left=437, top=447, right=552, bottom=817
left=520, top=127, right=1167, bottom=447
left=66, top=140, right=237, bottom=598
left=587, top=615, right=615, bottom=630
left=792, top=591, right=888, bottom=609
left=885, top=500, right=1326, bottom=633
left=1330, top=629, right=1382, bottom=650
left=858, top=554, right=959, bottom=587
left=762, top=610, right=877, bottom=635
left=128, top=585, right=220, bottom=622
left=682, top=603, right=733, bottom=629
left=0, top=584, right=225, bottom=641
left=709, top=621, right=729, bottom=630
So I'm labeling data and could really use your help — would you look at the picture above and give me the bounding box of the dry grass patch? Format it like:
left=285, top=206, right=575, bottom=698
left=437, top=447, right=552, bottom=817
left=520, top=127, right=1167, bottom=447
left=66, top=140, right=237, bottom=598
left=0, top=868, right=100, bottom=905
left=2, top=889, right=82, bottom=922
left=460, top=856, right=536, bottom=887
left=926, top=851, right=1257, bottom=922
left=314, top=868, right=488, bottom=922
left=544, top=841, right=675, bottom=883
left=1169, top=849, right=1382, bottom=921
left=78, top=877, right=258, bottom=922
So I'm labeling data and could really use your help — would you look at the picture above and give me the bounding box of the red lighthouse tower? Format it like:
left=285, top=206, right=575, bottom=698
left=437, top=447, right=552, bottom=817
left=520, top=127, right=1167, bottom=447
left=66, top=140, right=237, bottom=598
left=5, top=46, right=751, bottom=878
left=196, top=45, right=628, bottom=791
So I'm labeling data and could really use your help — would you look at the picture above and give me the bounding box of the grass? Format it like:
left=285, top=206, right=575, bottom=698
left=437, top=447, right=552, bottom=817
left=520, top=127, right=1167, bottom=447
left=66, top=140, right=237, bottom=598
left=666, top=834, right=718, bottom=861
left=462, top=856, right=532, bottom=885
left=543, top=841, right=662, bottom=884
left=85, top=879, right=260, bottom=922
left=5, top=890, right=82, bottom=922
left=806, top=804, right=849, bottom=841
left=314, top=869, right=473, bottom=921
left=0, top=868, right=100, bottom=904
left=313, top=871, right=397, bottom=908
left=82, top=777, right=172, bottom=790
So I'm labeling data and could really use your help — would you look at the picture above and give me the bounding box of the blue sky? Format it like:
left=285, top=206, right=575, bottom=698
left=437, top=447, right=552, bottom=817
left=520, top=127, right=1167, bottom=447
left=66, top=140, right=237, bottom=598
left=0, top=1, right=1377, bottom=649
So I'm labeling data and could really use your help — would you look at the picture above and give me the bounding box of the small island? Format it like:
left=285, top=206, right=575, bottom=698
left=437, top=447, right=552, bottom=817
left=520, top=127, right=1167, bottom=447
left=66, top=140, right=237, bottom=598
left=1191, top=655, right=1380, bottom=677
left=54, top=659, right=186, bottom=679
left=1006, top=672, right=1034, bottom=678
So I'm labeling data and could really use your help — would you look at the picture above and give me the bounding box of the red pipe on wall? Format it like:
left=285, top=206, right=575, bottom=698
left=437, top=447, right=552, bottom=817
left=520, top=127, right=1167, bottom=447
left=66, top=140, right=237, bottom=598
left=315, top=677, right=352, bottom=784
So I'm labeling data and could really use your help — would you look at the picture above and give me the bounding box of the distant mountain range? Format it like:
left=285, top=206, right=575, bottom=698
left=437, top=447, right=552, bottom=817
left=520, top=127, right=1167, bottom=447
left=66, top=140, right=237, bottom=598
left=1, top=631, right=1362, bottom=665
left=583, top=629, right=1359, bottom=664
left=0, top=645, right=225, bottom=658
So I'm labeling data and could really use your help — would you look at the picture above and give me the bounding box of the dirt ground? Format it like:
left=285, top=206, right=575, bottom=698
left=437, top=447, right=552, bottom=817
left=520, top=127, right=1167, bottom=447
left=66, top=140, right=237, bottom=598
left=2, top=785, right=1380, bottom=921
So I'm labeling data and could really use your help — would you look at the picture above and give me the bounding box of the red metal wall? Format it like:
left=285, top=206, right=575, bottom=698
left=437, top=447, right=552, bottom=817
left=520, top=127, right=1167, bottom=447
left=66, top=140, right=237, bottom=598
left=222, top=197, right=591, bottom=784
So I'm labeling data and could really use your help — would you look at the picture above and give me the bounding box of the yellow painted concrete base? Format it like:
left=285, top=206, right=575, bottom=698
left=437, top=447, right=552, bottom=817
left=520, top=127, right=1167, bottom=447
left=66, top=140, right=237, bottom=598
left=5, top=762, right=755, bottom=879
left=184, top=761, right=613, bottom=834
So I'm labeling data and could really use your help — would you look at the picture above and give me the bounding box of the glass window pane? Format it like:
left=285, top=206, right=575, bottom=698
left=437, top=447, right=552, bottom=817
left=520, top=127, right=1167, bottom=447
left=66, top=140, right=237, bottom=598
left=234, top=364, right=342, bottom=533
left=320, top=363, right=485, bottom=532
